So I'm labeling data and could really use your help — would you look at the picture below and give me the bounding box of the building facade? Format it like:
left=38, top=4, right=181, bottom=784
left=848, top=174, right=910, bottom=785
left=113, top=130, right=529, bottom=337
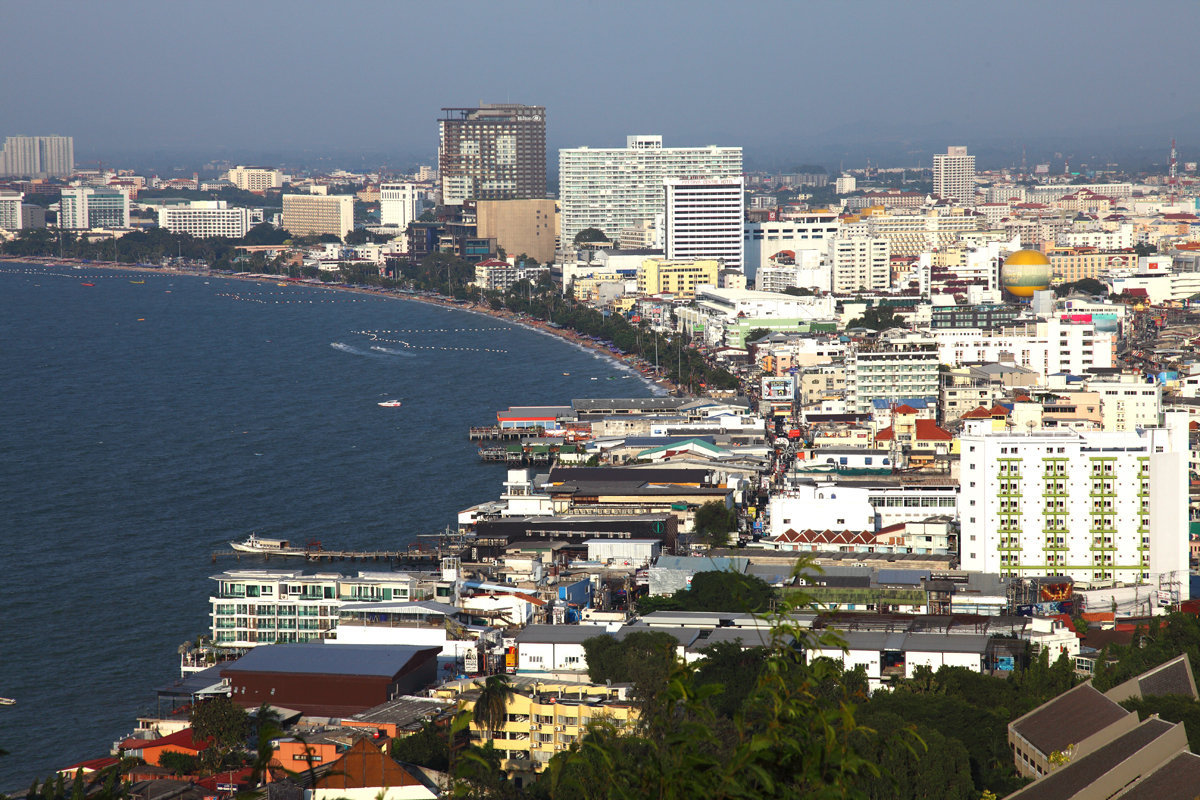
left=958, top=419, right=1189, bottom=597
left=932, top=145, right=975, bottom=204
left=282, top=194, right=354, bottom=239
left=636, top=257, right=720, bottom=299
left=59, top=186, right=129, bottom=229
left=559, top=135, right=742, bottom=246
left=743, top=212, right=840, bottom=281
left=225, top=166, right=283, bottom=192
left=476, top=198, right=558, bottom=265
left=157, top=200, right=255, bottom=238
left=438, top=104, right=546, bottom=204
left=0, top=190, right=22, bottom=230
left=379, top=182, right=422, bottom=229
left=830, top=237, right=891, bottom=293
left=663, top=177, right=744, bottom=273
left=845, top=332, right=941, bottom=414
left=0, top=135, right=74, bottom=178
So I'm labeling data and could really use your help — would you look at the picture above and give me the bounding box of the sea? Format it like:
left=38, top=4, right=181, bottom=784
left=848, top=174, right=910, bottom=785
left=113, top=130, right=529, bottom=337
left=0, top=262, right=655, bottom=790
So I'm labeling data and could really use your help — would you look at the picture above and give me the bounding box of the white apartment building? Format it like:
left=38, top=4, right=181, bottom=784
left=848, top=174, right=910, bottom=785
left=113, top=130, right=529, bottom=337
left=743, top=211, right=840, bottom=282
left=932, top=146, right=976, bottom=204
left=844, top=331, right=941, bottom=414
left=866, top=209, right=984, bottom=256
left=208, top=569, right=430, bottom=649
left=379, top=182, right=422, bottom=229
left=664, top=177, right=744, bottom=272
left=1084, top=377, right=1162, bottom=432
left=756, top=249, right=830, bottom=294
left=830, top=237, right=891, bottom=293
left=934, top=317, right=1115, bottom=380
left=835, top=174, right=857, bottom=194
left=59, top=186, right=129, bottom=229
left=559, top=135, right=742, bottom=245
left=0, top=190, right=22, bottom=230
left=958, top=418, right=1189, bottom=597
left=1060, top=225, right=1135, bottom=250
left=157, top=201, right=255, bottom=239
left=281, top=194, right=355, bottom=239
left=1025, top=183, right=1134, bottom=203
left=225, top=166, right=283, bottom=192
left=0, top=135, right=73, bottom=178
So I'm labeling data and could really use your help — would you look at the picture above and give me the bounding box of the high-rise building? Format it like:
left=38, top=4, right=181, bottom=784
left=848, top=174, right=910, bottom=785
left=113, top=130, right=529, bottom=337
left=932, top=145, right=976, bottom=204
left=844, top=330, right=941, bottom=414
left=281, top=194, right=354, bottom=239
left=476, top=199, right=558, bottom=265
left=0, top=190, right=23, bottom=230
left=438, top=104, right=546, bottom=205
left=59, top=186, right=129, bottom=229
left=379, top=182, right=422, bottom=229
left=0, top=135, right=74, bottom=178
left=959, top=417, right=1189, bottom=596
left=830, top=237, right=891, bottom=293
left=559, top=135, right=742, bottom=246
left=225, top=166, right=283, bottom=192
left=157, top=201, right=255, bottom=239
left=636, top=257, right=721, bottom=300
left=664, top=177, right=744, bottom=273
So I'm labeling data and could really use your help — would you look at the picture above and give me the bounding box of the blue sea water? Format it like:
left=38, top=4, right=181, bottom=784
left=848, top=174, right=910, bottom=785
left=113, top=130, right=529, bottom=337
left=0, top=263, right=652, bottom=789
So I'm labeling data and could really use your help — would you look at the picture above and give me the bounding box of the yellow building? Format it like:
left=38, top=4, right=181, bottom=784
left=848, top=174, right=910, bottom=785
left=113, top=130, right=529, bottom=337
left=1047, top=248, right=1136, bottom=283
left=476, top=199, right=559, bottom=265
left=445, top=681, right=638, bottom=774
left=572, top=271, right=626, bottom=301
left=636, top=258, right=720, bottom=299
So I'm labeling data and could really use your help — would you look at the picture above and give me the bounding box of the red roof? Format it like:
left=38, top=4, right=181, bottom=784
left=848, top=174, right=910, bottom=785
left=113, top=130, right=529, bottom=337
left=893, top=404, right=918, bottom=415
left=141, top=728, right=210, bottom=754
left=876, top=419, right=952, bottom=443
left=777, top=529, right=877, bottom=545
left=59, top=757, right=119, bottom=775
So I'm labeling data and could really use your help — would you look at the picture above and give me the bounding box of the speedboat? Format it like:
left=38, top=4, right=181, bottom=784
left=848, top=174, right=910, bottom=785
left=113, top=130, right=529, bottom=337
left=377, top=399, right=403, bottom=407
left=229, top=534, right=307, bottom=556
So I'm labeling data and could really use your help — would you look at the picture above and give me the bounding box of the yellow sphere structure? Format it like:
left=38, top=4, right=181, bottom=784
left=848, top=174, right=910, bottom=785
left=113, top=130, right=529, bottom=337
left=1001, top=249, right=1052, bottom=298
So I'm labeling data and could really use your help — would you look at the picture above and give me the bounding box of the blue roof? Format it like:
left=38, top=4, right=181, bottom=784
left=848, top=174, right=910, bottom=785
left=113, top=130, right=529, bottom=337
left=221, top=644, right=439, bottom=678
left=876, top=569, right=930, bottom=586
left=871, top=398, right=932, bottom=409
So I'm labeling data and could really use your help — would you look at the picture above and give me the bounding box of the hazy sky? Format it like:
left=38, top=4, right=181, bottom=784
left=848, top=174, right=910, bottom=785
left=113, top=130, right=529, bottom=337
left=3, top=0, right=1198, bottom=169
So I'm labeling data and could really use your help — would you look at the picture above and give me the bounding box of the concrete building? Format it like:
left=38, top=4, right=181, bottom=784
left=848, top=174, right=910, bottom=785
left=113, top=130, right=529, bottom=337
left=932, top=145, right=975, bottom=204
left=476, top=198, right=558, bottom=265
left=933, top=317, right=1115, bottom=380
left=636, top=257, right=720, bottom=299
left=438, top=104, right=546, bottom=204
left=845, top=331, right=941, bottom=414
left=865, top=208, right=984, bottom=256
left=958, top=417, right=1190, bottom=596
left=830, top=237, right=891, bottom=293
left=474, top=258, right=519, bottom=291
left=0, top=135, right=73, bottom=178
left=755, top=249, right=830, bottom=294
left=0, top=190, right=22, bottom=230
left=743, top=211, right=840, bottom=282
left=59, top=186, right=129, bottom=229
left=157, top=200, right=254, bottom=239
left=664, top=177, right=744, bottom=273
left=559, top=135, right=742, bottom=245
left=224, top=166, right=283, bottom=192
left=378, top=182, right=422, bottom=229
left=282, top=194, right=354, bottom=239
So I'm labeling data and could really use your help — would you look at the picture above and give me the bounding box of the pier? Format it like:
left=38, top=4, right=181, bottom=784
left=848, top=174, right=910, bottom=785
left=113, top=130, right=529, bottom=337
left=469, top=426, right=543, bottom=441
left=212, top=545, right=462, bottom=565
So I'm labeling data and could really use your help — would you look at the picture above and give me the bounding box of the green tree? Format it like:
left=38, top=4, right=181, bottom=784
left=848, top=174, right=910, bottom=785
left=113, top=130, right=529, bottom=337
left=846, top=305, right=903, bottom=331
left=472, top=674, right=516, bottom=739
left=157, top=751, right=199, bottom=776
left=390, top=719, right=451, bottom=772
left=573, top=227, right=608, bottom=246
left=190, top=696, right=250, bottom=770
left=744, top=328, right=772, bottom=345
left=693, top=501, right=736, bottom=547
left=583, top=630, right=678, bottom=704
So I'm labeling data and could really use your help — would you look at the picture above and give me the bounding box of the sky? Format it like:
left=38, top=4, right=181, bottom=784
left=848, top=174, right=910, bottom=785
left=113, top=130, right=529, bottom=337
left=2, top=0, right=1199, bottom=172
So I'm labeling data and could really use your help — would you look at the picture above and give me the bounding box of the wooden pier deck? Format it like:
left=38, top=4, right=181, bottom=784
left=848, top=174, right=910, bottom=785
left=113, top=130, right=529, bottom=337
left=212, top=547, right=461, bottom=564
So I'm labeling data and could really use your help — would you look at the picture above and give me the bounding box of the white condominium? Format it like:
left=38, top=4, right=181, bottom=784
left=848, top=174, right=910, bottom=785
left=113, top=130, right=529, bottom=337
left=743, top=211, right=840, bottom=282
left=559, top=135, right=742, bottom=245
left=932, top=145, right=975, bottom=204
left=379, top=182, right=422, bottom=229
left=281, top=194, right=354, bottom=239
left=158, top=201, right=255, bottom=239
left=0, top=190, right=22, bottom=230
left=959, top=417, right=1189, bottom=596
left=664, top=177, right=744, bottom=272
left=0, top=135, right=74, bottom=178
left=59, top=187, right=129, bottom=230
left=225, top=166, right=283, bottom=192
left=830, top=237, right=890, bottom=293
left=844, top=330, right=941, bottom=413
left=934, top=317, right=1114, bottom=380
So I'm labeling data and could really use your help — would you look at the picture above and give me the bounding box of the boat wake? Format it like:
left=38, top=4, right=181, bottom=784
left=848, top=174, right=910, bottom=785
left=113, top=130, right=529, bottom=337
left=370, top=345, right=415, bottom=357
left=330, top=342, right=374, bottom=356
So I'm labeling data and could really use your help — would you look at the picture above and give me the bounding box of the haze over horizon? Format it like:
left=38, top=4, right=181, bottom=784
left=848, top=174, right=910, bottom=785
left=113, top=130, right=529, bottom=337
left=4, top=0, right=1199, bottom=172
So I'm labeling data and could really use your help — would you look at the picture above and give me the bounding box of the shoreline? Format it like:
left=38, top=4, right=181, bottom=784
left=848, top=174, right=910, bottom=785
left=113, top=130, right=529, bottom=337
left=0, top=254, right=686, bottom=397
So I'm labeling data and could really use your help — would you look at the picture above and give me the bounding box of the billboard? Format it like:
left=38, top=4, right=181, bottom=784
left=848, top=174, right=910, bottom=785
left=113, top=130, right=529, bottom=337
left=761, top=376, right=795, bottom=401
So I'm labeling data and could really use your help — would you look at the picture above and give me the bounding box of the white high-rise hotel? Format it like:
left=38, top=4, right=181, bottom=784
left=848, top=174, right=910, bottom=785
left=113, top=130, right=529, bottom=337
left=664, top=177, right=744, bottom=272
left=559, top=135, right=742, bottom=246
left=959, top=416, right=1190, bottom=598
left=379, top=182, right=422, bottom=229
left=932, top=145, right=975, bottom=204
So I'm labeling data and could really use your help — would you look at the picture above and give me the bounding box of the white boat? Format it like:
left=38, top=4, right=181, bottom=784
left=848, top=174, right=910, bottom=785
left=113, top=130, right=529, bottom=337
left=377, top=400, right=403, bottom=407
left=229, top=534, right=308, bottom=556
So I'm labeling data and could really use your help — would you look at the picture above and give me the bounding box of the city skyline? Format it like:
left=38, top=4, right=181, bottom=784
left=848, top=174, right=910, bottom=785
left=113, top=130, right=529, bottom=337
left=4, top=1, right=1199, bottom=172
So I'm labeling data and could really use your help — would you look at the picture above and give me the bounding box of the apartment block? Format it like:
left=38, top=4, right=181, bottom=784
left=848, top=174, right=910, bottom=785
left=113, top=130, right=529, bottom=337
left=958, top=417, right=1189, bottom=593
left=438, top=104, right=546, bottom=204
left=225, top=166, right=283, bottom=192
left=636, top=257, right=720, bottom=299
left=0, top=135, right=74, bottom=178
left=664, top=177, right=744, bottom=273
left=844, top=331, right=941, bottom=414
left=281, top=194, right=354, bottom=239
left=157, top=200, right=255, bottom=239
left=932, top=145, right=975, bottom=204
left=59, top=186, right=129, bottom=229
left=830, top=236, right=890, bottom=292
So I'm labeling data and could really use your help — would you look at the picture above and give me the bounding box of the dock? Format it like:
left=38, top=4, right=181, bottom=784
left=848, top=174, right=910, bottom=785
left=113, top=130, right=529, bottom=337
left=468, top=426, right=543, bottom=441
left=212, top=546, right=462, bottom=564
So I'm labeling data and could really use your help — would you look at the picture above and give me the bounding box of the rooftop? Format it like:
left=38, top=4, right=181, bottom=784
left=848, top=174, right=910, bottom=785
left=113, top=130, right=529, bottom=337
left=220, top=644, right=439, bottom=678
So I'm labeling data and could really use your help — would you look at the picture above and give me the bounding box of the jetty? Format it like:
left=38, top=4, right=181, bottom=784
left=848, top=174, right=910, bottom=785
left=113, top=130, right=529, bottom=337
left=213, top=545, right=461, bottom=564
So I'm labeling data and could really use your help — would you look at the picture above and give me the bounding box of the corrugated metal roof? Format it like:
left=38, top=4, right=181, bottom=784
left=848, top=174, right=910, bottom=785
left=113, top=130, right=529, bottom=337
left=220, top=643, right=439, bottom=678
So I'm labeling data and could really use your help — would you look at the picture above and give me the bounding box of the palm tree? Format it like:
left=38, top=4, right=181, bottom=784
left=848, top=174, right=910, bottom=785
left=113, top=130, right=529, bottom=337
left=472, top=674, right=516, bottom=740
